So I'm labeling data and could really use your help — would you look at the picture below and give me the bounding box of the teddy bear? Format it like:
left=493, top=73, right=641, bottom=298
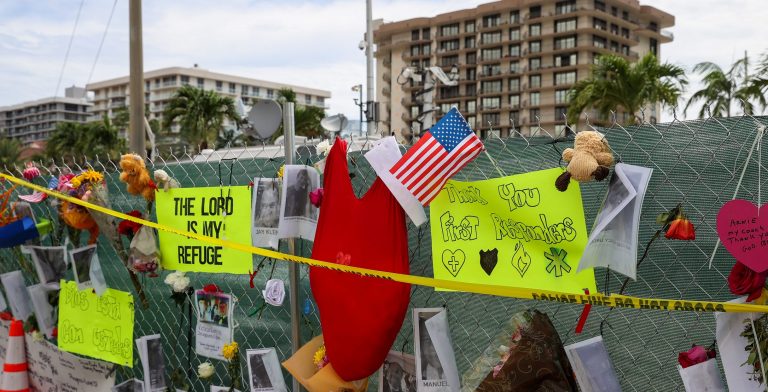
left=119, top=154, right=155, bottom=202
left=555, top=130, right=614, bottom=192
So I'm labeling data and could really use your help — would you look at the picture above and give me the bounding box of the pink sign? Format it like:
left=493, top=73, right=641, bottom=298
left=716, top=199, right=768, bottom=272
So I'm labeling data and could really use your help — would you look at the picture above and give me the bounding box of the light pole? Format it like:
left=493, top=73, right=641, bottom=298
left=351, top=84, right=364, bottom=135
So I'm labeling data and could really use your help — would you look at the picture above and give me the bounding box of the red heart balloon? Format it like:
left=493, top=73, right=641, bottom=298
left=310, top=139, right=411, bottom=381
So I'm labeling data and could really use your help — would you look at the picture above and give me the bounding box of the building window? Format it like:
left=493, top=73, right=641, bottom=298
left=241, top=85, right=249, bottom=96
left=508, top=44, right=520, bottom=57
left=466, top=84, right=477, bottom=95
left=483, top=63, right=501, bottom=76
left=621, top=44, right=630, bottom=56
left=530, top=108, right=541, bottom=121
left=610, top=23, right=619, bottom=35
left=509, top=61, right=520, bottom=73
left=466, top=68, right=476, bottom=80
left=465, top=21, right=475, bottom=33
left=163, top=76, right=176, bottom=87
left=267, top=89, right=274, bottom=98
left=529, top=74, right=541, bottom=88
left=440, top=23, right=459, bottom=37
left=229, top=83, right=236, bottom=94
left=509, top=28, right=520, bottom=41
left=441, top=86, right=460, bottom=98
left=555, top=35, right=576, bottom=49
left=317, top=97, right=324, bottom=105
left=530, top=91, right=540, bottom=106
left=509, top=78, right=520, bottom=92
left=466, top=52, right=477, bottom=64
left=481, top=48, right=502, bottom=61
left=509, top=94, right=520, bottom=107
left=482, top=113, right=500, bottom=126
left=593, top=35, right=607, bottom=48
left=410, top=45, right=420, bottom=56
left=529, top=23, right=541, bottom=37
left=610, top=41, right=619, bottom=52
left=441, top=55, right=459, bottom=67
left=422, top=27, right=430, bottom=39
left=621, top=27, right=630, bottom=39
left=510, top=110, right=520, bottom=125
left=555, top=89, right=570, bottom=104
left=305, top=95, right=312, bottom=104
left=555, top=0, right=576, bottom=15
left=422, top=44, right=431, bottom=55
left=440, top=39, right=460, bottom=52
left=215, top=81, right=223, bottom=91
left=555, top=18, right=577, bottom=32
left=529, top=5, right=541, bottom=19
left=254, top=87, right=261, bottom=96
left=529, top=57, right=541, bottom=71
left=650, top=38, right=658, bottom=56
left=555, top=106, right=568, bottom=121
left=197, top=78, right=204, bottom=88
left=481, top=97, right=500, bottom=109
left=466, top=115, right=476, bottom=127
left=594, top=0, right=606, bottom=11
left=466, top=100, right=476, bottom=113
left=593, top=18, right=606, bottom=30
left=411, top=30, right=419, bottom=41
left=465, top=37, right=475, bottom=49
left=510, top=10, right=520, bottom=24
left=481, top=80, right=502, bottom=93
left=529, top=40, right=541, bottom=53
left=622, top=10, right=629, bottom=20
left=180, top=75, right=190, bottom=85
left=481, top=32, right=501, bottom=44
left=482, top=14, right=500, bottom=28
left=554, top=53, right=577, bottom=66
left=554, top=71, right=576, bottom=85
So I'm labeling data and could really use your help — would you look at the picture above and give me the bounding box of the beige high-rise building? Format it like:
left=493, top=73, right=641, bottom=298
left=374, top=0, right=673, bottom=139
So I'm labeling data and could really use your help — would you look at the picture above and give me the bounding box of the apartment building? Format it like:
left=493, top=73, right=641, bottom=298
left=0, top=86, right=92, bottom=146
left=374, top=0, right=673, bottom=138
left=87, top=66, right=332, bottom=134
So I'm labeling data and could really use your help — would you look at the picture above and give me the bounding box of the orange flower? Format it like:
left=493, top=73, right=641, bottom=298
left=665, top=217, right=695, bottom=240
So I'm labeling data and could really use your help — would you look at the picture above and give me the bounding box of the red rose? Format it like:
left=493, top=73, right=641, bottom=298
left=203, top=284, right=221, bottom=293
left=678, top=345, right=716, bottom=368
left=728, top=261, right=768, bottom=302
left=0, top=311, right=12, bottom=321
left=665, top=217, right=695, bottom=240
left=118, top=210, right=143, bottom=236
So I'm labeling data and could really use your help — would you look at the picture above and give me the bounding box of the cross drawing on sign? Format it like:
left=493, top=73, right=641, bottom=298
left=448, top=256, right=460, bottom=273
left=545, top=247, right=571, bottom=277
left=441, top=249, right=466, bottom=277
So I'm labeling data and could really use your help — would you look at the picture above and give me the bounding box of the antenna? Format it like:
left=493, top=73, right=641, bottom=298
left=245, top=100, right=282, bottom=140
left=320, top=114, right=348, bottom=139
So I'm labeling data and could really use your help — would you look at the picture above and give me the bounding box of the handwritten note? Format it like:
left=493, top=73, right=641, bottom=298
left=57, top=280, right=134, bottom=366
left=156, top=186, right=253, bottom=274
left=716, top=200, right=768, bottom=272
left=429, top=168, right=596, bottom=294
left=0, top=320, right=116, bottom=391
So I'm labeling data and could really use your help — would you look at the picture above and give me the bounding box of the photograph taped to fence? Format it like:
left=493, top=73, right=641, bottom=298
left=155, top=185, right=253, bottom=274
left=252, top=177, right=281, bottom=249
left=23, top=245, right=67, bottom=287
left=379, top=351, right=417, bottom=392
left=246, top=348, right=287, bottom=392
left=414, top=308, right=459, bottom=392
left=278, top=165, right=320, bottom=240
left=195, top=289, right=234, bottom=360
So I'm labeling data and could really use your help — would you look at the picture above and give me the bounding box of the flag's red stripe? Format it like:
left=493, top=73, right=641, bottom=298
left=392, top=137, right=439, bottom=181
left=412, top=136, right=481, bottom=199
left=400, top=145, right=447, bottom=188
left=418, top=140, right=483, bottom=204
left=390, top=134, right=434, bottom=175
left=407, top=136, right=474, bottom=196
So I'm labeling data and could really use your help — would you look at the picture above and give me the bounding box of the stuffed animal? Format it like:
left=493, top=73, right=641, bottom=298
left=153, top=169, right=180, bottom=191
left=119, top=154, right=155, bottom=202
left=555, top=131, right=614, bottom=192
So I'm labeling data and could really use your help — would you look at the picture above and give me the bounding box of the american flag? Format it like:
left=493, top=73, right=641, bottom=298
left=389, top=107, right=483, bottom=206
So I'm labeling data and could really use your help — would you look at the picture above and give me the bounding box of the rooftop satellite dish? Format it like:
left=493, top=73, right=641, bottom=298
left=246, top=100, right=282, bottom=139
left=320, top=114, right=348, bottom=138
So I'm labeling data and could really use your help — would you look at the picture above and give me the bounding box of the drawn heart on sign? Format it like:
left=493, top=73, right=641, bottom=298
left=441, top=249, right=466, bottom=277
left=716, top=199, right=768, bottom=272
left=479, top=248, right=498, bottom=276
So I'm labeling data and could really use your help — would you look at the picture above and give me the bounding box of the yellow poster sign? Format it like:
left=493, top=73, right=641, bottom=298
left=429, top=168, right=596, bottom=294
left=57, top=280, right=134, bottom=366
left=156, top=186, right=252, bottom=274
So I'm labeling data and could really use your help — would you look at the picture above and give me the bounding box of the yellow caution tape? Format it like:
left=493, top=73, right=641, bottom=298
left=3, top=172, right=765, bottom=313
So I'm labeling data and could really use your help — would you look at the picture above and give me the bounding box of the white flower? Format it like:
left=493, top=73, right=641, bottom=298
left=31, top=330, right=44, bottom=342
left=164, top=271, right=186, bottom=286
left=197, top=362, right=215, bottom=379
left=262, top=279, right=286, bottom=306
left=172, top=276, right=191, bottom=293
left=316, top=140, right=332, bottom=157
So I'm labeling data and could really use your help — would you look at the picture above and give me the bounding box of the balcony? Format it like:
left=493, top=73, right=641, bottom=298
left=382, top=86, right=391, bottom=97
left=383, top=73, right=391, bottom=83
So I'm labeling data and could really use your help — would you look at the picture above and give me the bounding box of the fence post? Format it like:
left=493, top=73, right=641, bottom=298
left=282, top=102, right=302, bottom=392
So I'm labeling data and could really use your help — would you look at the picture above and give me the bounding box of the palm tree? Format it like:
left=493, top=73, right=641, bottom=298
left=274, top=88, right=325, bottom=138
left=0, top=138, right=21, bottom=169
left=276, top=88, right=297, bottom=103
left=84, top=115, right=123, bottom=159
left=215, top=128, right=246, bottom=149
left=684, top=52, right=768, bottom=118
left=567, top=53, right=687, bottom=124
left=46, top=122, right=84, bottom=162
left=163, top=85, right=240, bottom=151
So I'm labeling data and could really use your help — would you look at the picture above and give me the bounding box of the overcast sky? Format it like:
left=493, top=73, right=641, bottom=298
left=0, top=0, right=766, bottom=123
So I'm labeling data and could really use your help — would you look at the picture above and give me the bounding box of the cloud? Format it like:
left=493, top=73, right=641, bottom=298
left=0, top=0, right=766, bottom=123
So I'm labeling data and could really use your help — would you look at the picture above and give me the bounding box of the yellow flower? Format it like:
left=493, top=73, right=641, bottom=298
left=222, top=342, right=239, bottom=361
left=312, top=345, right=326, bottom=367
left=277, top=165, right=285, bottom=179
left=69, top=177, right=82, bottom=188
left=81, top=170, right=104, bottom=183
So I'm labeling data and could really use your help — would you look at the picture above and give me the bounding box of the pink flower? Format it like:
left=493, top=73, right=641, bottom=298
left=22, top=163, right=41, bottom=181
left=678, top=345, right=716, bottom=368
left=310, top=188, right=324, bottom=208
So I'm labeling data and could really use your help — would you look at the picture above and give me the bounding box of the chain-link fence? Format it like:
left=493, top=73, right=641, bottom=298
left=4, top=114, right=768, bottom=391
